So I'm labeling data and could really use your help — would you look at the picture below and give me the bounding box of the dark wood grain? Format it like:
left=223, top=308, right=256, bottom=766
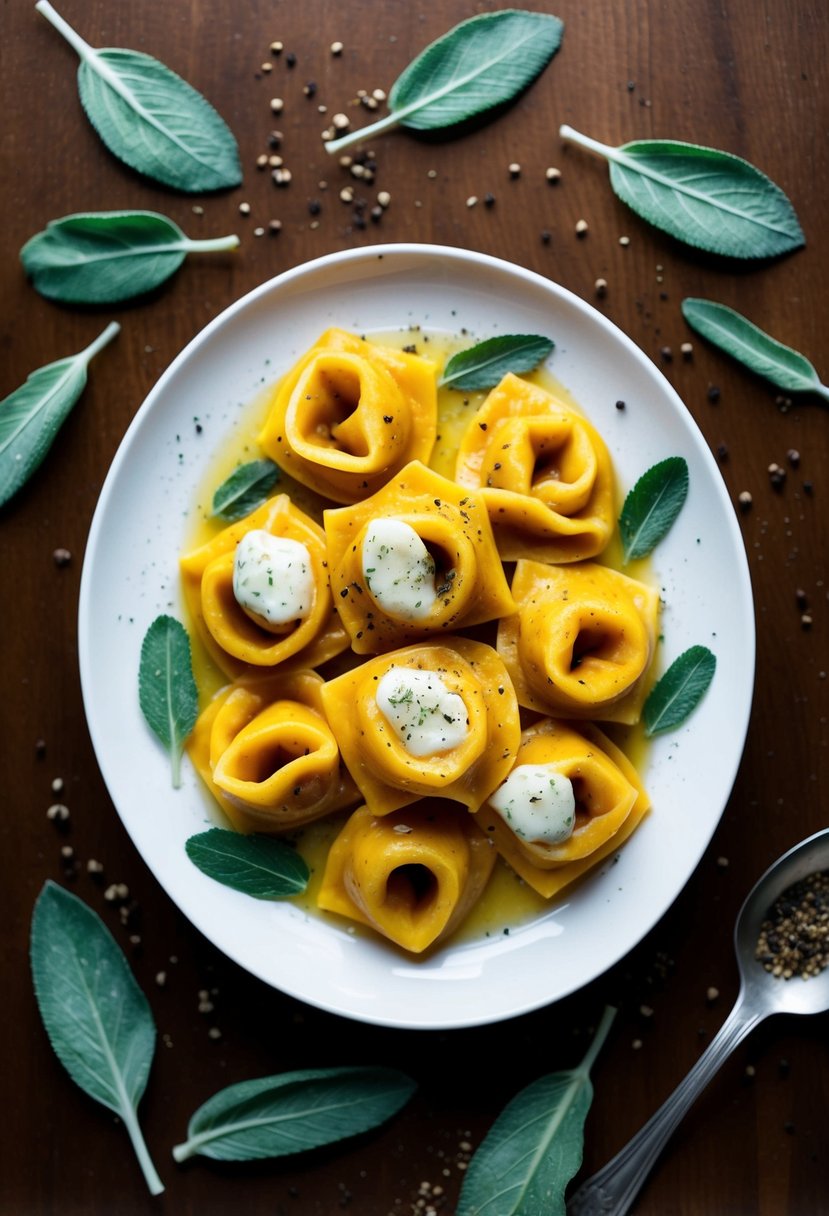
left=2, top=1, right=827, bottom=1213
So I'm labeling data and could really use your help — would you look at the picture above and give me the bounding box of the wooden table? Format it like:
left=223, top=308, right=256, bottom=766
left=3, top=1, right=827, bottom=1212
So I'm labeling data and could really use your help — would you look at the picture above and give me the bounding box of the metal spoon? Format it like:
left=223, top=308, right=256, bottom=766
left=567, top=827, right=829, bottom=1216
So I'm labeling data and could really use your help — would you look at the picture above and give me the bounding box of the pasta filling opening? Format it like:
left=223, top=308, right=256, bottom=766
left=385, top=863, right=438, bottom=913
left=311, top=369, right=367, bottom=454
left=226, top=740, right=309, bottom=784
left=570, top=625, right=619, bottom=670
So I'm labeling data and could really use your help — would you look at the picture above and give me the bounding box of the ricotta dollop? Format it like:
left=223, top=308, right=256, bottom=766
left=361, top=518, right=437, bottom=620
left=232, top=530, right=314, bottom=629
left=489, top=763, right=576, bottom=844
left=376, top=667, right=469, bottom=757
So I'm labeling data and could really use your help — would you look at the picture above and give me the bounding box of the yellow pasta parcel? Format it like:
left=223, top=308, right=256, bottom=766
left=188, top=670, right=359, bottom=833
left=476, top=719, right=651, bottom=899
left=258, top=328, right=438, bottom=504
left=320, top=637, right=521, bottom=816
left=498, top=559, right=659, bottom=724
left=180, top=494, right=349, bottom=679
left=317, top=800, right=497, bottom=953
left=324, top=460, right=515, bottom=654
left=455, top=373, right=615, bottom=562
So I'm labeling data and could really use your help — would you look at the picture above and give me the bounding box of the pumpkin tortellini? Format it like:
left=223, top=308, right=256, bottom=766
left=324, top=461, right=515, bottom=653
left=318, top=802, right=497, bottom=954
left=320, top=638, right=520, bottom=815
left=258, top=328, right=438, bottom=504
left=188, top=671, right=359, bottom=833
left=455, top=373, right=615, bottom=562
left=476, top=719, right=650, bottom=899
left=498, top=559, right=660, bottom=724
left=181, top=328, right=663, bottom=955
left=180, top=494, right=349, bottom=679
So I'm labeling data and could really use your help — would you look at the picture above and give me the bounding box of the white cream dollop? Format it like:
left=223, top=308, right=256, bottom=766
left=489, top=763, right=576, bottom=844
left=232, top=530, right=314, bottom=630
left=376, top=667, right=468, bottom=757
left=361, top=518, right=437, bottom=620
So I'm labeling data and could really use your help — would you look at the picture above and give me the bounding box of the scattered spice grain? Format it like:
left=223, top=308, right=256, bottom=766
left=330, top=41, right=344, bottom=55
left=545, top=166, right=561, bottom=183
left=270, top=97, right=284, bottom=114
left=238, top=202, right=251, bottom=216
left=594, top=278, right=608, bottom=298
left=52, top=547, right=72, bottom=567
left=738, top=491, right=753, bottom=512
left=575, top=218, right=589, bottom=236
left=681, top=342, right=694, bottom=359
left=508, top=162, right=521, bottom=178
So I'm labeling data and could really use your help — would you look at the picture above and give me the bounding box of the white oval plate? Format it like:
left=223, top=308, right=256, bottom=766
left=79, top=244, right=754, bottom=1030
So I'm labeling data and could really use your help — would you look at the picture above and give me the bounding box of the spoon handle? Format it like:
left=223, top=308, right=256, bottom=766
left=567, top=993, right=763, bottom=1215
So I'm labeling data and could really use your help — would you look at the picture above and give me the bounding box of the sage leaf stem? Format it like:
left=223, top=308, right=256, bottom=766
left=173, top=1066, right=416, bottom=1162
left=30, top=882, right=163, bottom=1196
left=0, top=321, right=119, bottom=508
left=456, top=1006, right=617, bottom=1216
left=326, top=11, right=563, bottom=155
left=681, top=299, right=829, bottom=402
left=559, top=124, right=804, bottom=259
left=36, top=0, right=242, bottom=192
left=21, top=211, right=240, bottom=304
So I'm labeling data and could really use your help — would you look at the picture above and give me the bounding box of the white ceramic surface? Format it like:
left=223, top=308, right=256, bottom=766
left=78, top=244, right=755, bottom=1030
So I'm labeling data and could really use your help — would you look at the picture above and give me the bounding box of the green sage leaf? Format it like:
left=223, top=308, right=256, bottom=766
left=618, top=457, right=689, bottom=564
left=211, top=459, right=281, bottom=521
left=643, top=645, right=716, bottom=737
left=326, top=11, right=564, bottom=154
left=21, top=211, right=239, bottom=305
left=560, top=126, right=804, bottom=260
left=0, top=322, right=119, bottom=509
left=37, top=1, right=241, bottom=192
left=172, top=1066, right=417, bottom=1162
left=456, top=1006, right=616, bottom=1216
left=440, top=334, right=555, bottom=391
left=30, top=881, right=164, bottom=1195
left=138, top=615, right=199, bottom=788
left=185, top=828, right=309, bottom=898
left=681, top=298, right=829, bottom=401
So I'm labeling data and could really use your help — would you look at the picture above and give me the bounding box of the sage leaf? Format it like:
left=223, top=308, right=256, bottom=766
left=618, top=456, right=689, bottom=564
left=0, top=321, right=119, bottom=509
left=185, top=828, right=309, bottom=898
left=456, top=1006, right=616, bottom=1216
left=21, top=211, right=239, bottom=305
left=36, top=1, right=241, bottom=192
left=138, top=615, right=199, bottom=788
left=440, top=334, right=555, bottom=391
left=173, top=1066, right=417, bottom=1162
left=326, top=11, right=563, bottom=155
left=644, top=645, right=716, bottom=737
left=681, top=298, right=829, bottom=403
left=211, top=458, right=281, bottom=521
left=30, top=881, right=163, bottom=1195
left=560, top=125, right=804, bottom=260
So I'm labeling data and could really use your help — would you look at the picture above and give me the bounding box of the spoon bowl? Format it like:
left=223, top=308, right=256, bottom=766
left=568, top=827, right=829, bottom=1215
left=734, top=827, right=829, bottom=1017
